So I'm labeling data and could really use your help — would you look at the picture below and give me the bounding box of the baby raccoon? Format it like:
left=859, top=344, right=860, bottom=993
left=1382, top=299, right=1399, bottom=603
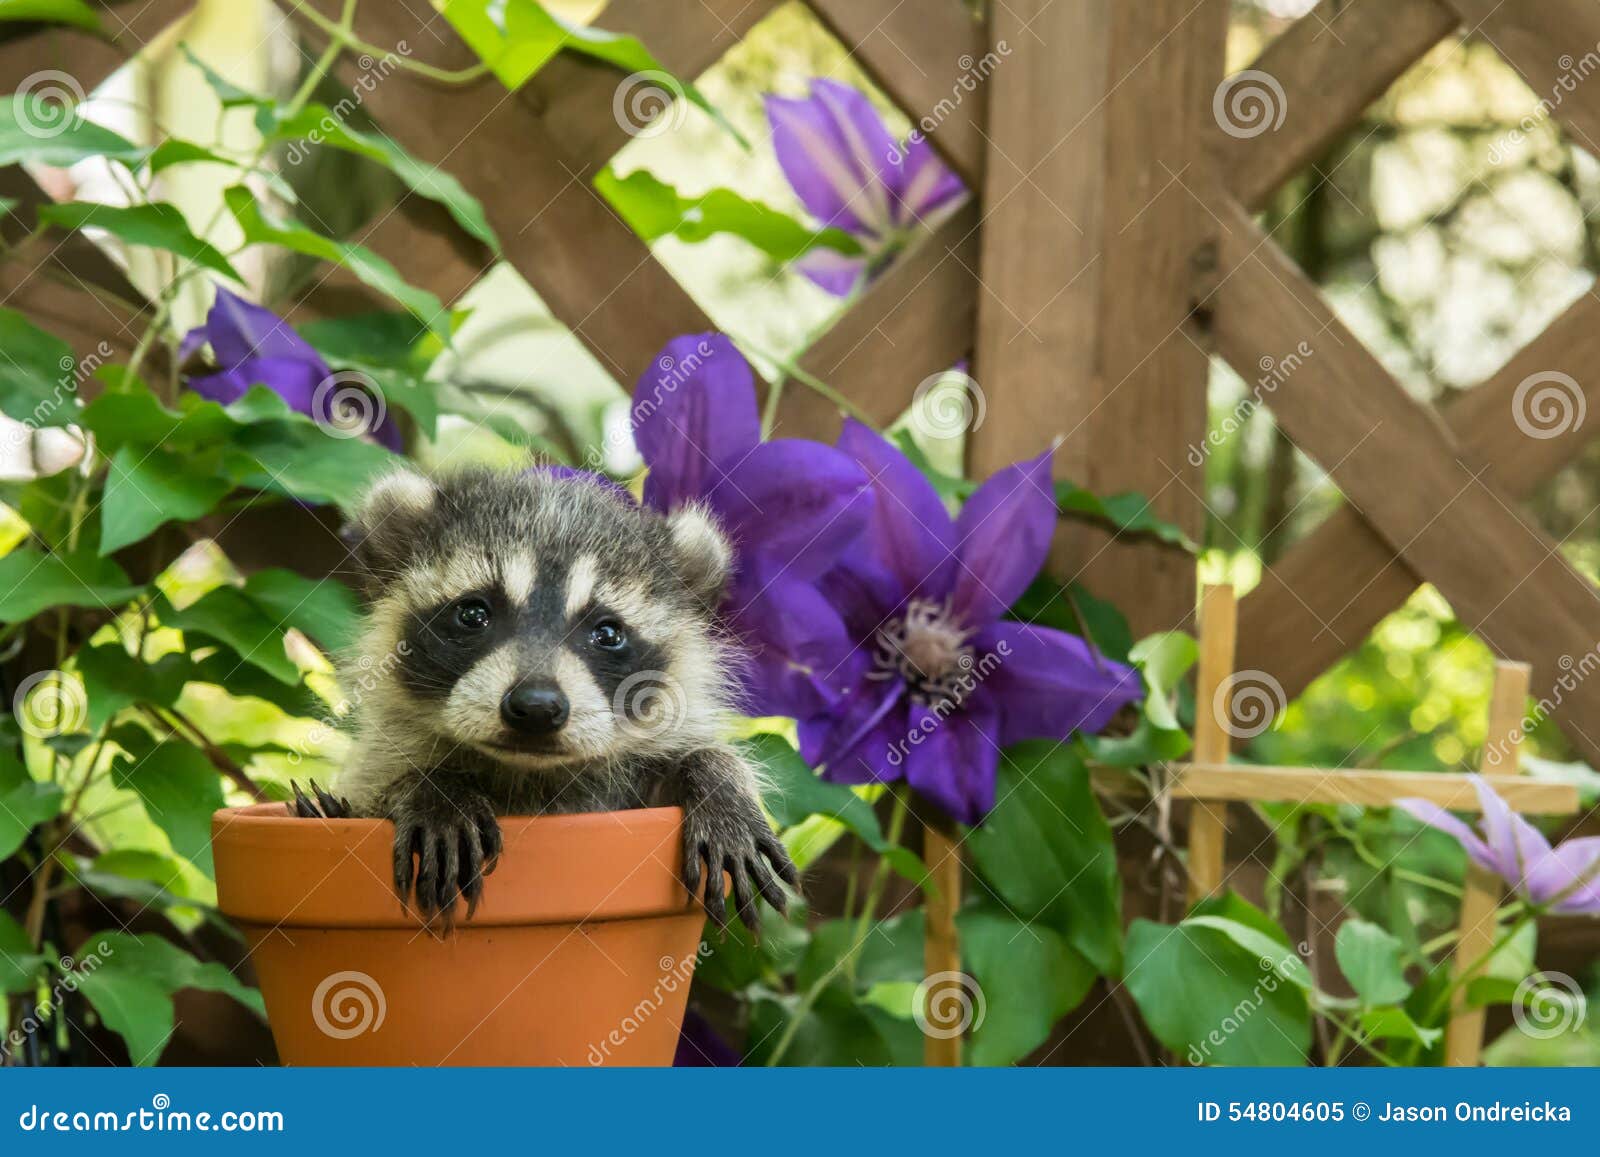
left=296, top=466, right=796, bottom=932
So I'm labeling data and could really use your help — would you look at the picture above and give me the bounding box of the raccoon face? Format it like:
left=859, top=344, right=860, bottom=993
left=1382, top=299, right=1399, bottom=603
left=344, top=468, right=733, bottom=768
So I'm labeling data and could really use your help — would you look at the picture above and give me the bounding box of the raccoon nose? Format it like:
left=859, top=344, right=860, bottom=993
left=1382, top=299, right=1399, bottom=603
left=500, top=682, right=570, bottom=735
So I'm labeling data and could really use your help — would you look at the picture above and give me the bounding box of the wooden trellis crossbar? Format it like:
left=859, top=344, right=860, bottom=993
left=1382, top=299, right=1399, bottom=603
left=1180, top=585, right=1579, bottom=1065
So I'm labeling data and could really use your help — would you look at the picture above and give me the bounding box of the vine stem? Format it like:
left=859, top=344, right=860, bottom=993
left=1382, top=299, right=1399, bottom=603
left=765, top=789, right=910, bottom=1066
left=291, top=2, right=491, bottom=85
left=733, top=334, right=880, bottom=430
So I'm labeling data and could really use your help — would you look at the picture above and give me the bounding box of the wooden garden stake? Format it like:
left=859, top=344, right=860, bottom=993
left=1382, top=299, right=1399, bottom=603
left=922, top=817, right=964, bottom=1066
left=1443, top=660, right=1531, bottom=1067
left=1187, top=584, right=1237, bottom=905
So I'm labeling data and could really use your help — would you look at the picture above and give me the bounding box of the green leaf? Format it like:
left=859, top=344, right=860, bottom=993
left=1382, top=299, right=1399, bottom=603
left=1055, top=480, right=1196, bottom=551
left=263, top=105, right=499, bottom=251
left=225, top=186, right=445, bottom=336
left=75, top=932, right=263, bottom=1065
left=596, top=167, right=860, bottom=263
left=0, top=0, right=102, bottom=31
left=99, top=444, right=233, bottom=554
left=1127, top=631, right=1197, bottom=732
left=0, top=548, right=143, bottom=622
left=241, top=568, right=360, bottom=655
left=1124, top=916, right=1311, bottom=1066
left=744, top=732, right=925, bottom=885
left=1008, top=576, right=1135, bottom=664
left=177, top=43, right=265, bottom=108
left=297, top=311, right=446, bottom=438
left=79, top=388, right=239, bottom=452
left=440, top=0, right=746, bottom=146
left=0, top=98, right=145, bottom=167
left=0, top=776, right=62, bottom=861
left=38, top=200, right=241, bottom=282
left=965, top=741, right=1123, bottom=976
left=1357, top=1006, right=1441, bottom=1048
left=145, top=137, right=236, bottom=174
left=1335, top=918, right=1412, bottom=1006
left=158, top=586, right=299, bottom=685
left=747, top=983, right=920, bottom=1066
left=185, top=650, right=321, bottom=719
left=1184, top=915, right=1312, bottom=989
left=0, top=909, right=45, bottom=993
left=109, top=739, right=226, bottom=876
left=0, top=308, right=76, bottom=428
left=75, top=646, right=192, bottom=731
left=960, top=905, right=1096, bottom=1066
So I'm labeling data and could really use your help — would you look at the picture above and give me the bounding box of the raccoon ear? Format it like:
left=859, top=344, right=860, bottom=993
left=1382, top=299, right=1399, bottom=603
left=341, top=470, right=436, bottom=586
left=666, top=504, right=732, bottom=606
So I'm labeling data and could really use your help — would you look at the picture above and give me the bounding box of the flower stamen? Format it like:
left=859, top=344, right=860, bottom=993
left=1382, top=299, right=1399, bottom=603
left=871, top=598, right=975, bottom=707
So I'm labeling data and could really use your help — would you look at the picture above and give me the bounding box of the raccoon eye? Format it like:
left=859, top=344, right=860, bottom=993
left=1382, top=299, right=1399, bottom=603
left=453, top=597, right=492, bottom=632
left=589, top=621, right=626, bottom=651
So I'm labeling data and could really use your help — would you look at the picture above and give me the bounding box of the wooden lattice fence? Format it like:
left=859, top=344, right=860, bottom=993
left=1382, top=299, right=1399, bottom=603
left=6, top=0, right=1600, bottom=1065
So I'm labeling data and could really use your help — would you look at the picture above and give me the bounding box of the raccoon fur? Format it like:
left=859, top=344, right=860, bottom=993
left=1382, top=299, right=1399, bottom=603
left=305, top=465, right=797, bottom=931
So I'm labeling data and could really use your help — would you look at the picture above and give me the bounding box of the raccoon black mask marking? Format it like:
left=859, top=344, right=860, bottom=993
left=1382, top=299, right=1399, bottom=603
left=320, top=466, right=796, bottom=932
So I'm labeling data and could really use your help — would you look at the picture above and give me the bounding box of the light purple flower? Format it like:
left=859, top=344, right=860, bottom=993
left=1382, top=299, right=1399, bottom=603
left=798, top=421, right=1142, bottom=825
left=767, top=79, right=964, bottom=296
left=632, top=333, right=872, bottom=717
left=180, top=287, right=402, bottom=451
left=1399, top=776, right=1600, bottom=913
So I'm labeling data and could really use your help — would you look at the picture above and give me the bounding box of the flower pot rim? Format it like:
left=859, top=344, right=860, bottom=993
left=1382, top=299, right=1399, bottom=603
left=212, top=803, right=698, bottom=930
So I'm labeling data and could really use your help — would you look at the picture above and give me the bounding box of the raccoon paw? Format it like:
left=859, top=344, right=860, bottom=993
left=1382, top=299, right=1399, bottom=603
left=681, top=799, right=799, bottom=935
left=391, top=791, right=503, bottom=929
left=288, top=779, right=352, bottom=819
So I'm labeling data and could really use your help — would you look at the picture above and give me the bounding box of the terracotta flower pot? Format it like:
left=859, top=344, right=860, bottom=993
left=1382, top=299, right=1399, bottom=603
left=212, top=803, right=706, bottom=1066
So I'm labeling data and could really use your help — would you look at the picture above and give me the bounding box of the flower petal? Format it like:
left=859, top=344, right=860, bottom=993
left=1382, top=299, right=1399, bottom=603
left=793, top=247, right=868, bottom=297
left=803, top=680, right=908, bottom=787
left=203, top=286, right=326, bottom=368
left=973, top=622, right=1142, bottom=745
left=836, top=418, right=955, bottom=600
left=1536, top=836, right=1600, bottom=912
left=189, top=356, right=323, bottom=415
left=1396, top=798, right=1502, bottom=878
left=713, top=439, right=871, bottom=586
left=950, top=444, right=1057, bottom=627
left=888, top=133, right=965, bottom=226
left=729, top=572, right=860, bottom=719
left=1472, top=774, right=1534, bottom=882
left=903, top=696, right=1000, bottom=825
left=634, top=333, right=760, bottom=510
left=766, top=81, right=895, bottom=236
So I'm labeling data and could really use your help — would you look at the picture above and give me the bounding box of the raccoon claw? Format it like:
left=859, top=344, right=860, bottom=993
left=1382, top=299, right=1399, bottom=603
left=289, top=779, right=352, bottom=819
left=392, top=795, right=501, bottom=930
left=682, top=806, right=798, bottom=937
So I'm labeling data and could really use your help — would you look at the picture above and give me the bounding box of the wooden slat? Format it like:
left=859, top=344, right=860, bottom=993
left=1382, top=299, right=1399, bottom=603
left=0, top=0, right=195, bottom=94
left=1187, top=585, right=1237, bottom=905
left=1170, top=765, right=1578, bottom=813
left=1212, top=194, right=1600, bottom=768
left=1217, top=0, right=1456, bottom=209
left=770, top=202, right=979, bottom=442
left=804, top=0, right=984, bottom=186
left=1444, top=0, right=1600, bottom=160
left=1236, top=289, right=1600, bottom=703
left=524, top=0, right=777, bottom=171
left=292, top=2, right=715, bottom=387
left=1445, top=659, right=1532, bottom=1067
left=921, top=820, right=962, bottom=1066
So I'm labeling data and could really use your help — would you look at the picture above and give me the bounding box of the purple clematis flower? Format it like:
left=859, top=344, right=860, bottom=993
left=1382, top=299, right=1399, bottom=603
left=797, top=421, right=1142, bottom=825
left=180, top=287, right=401, bottom=451
left=1399, top=776, right=1600, bottom=914
left=632, top=333, right=872, bottom=717
left=766, top=78, right=964, bottom=296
